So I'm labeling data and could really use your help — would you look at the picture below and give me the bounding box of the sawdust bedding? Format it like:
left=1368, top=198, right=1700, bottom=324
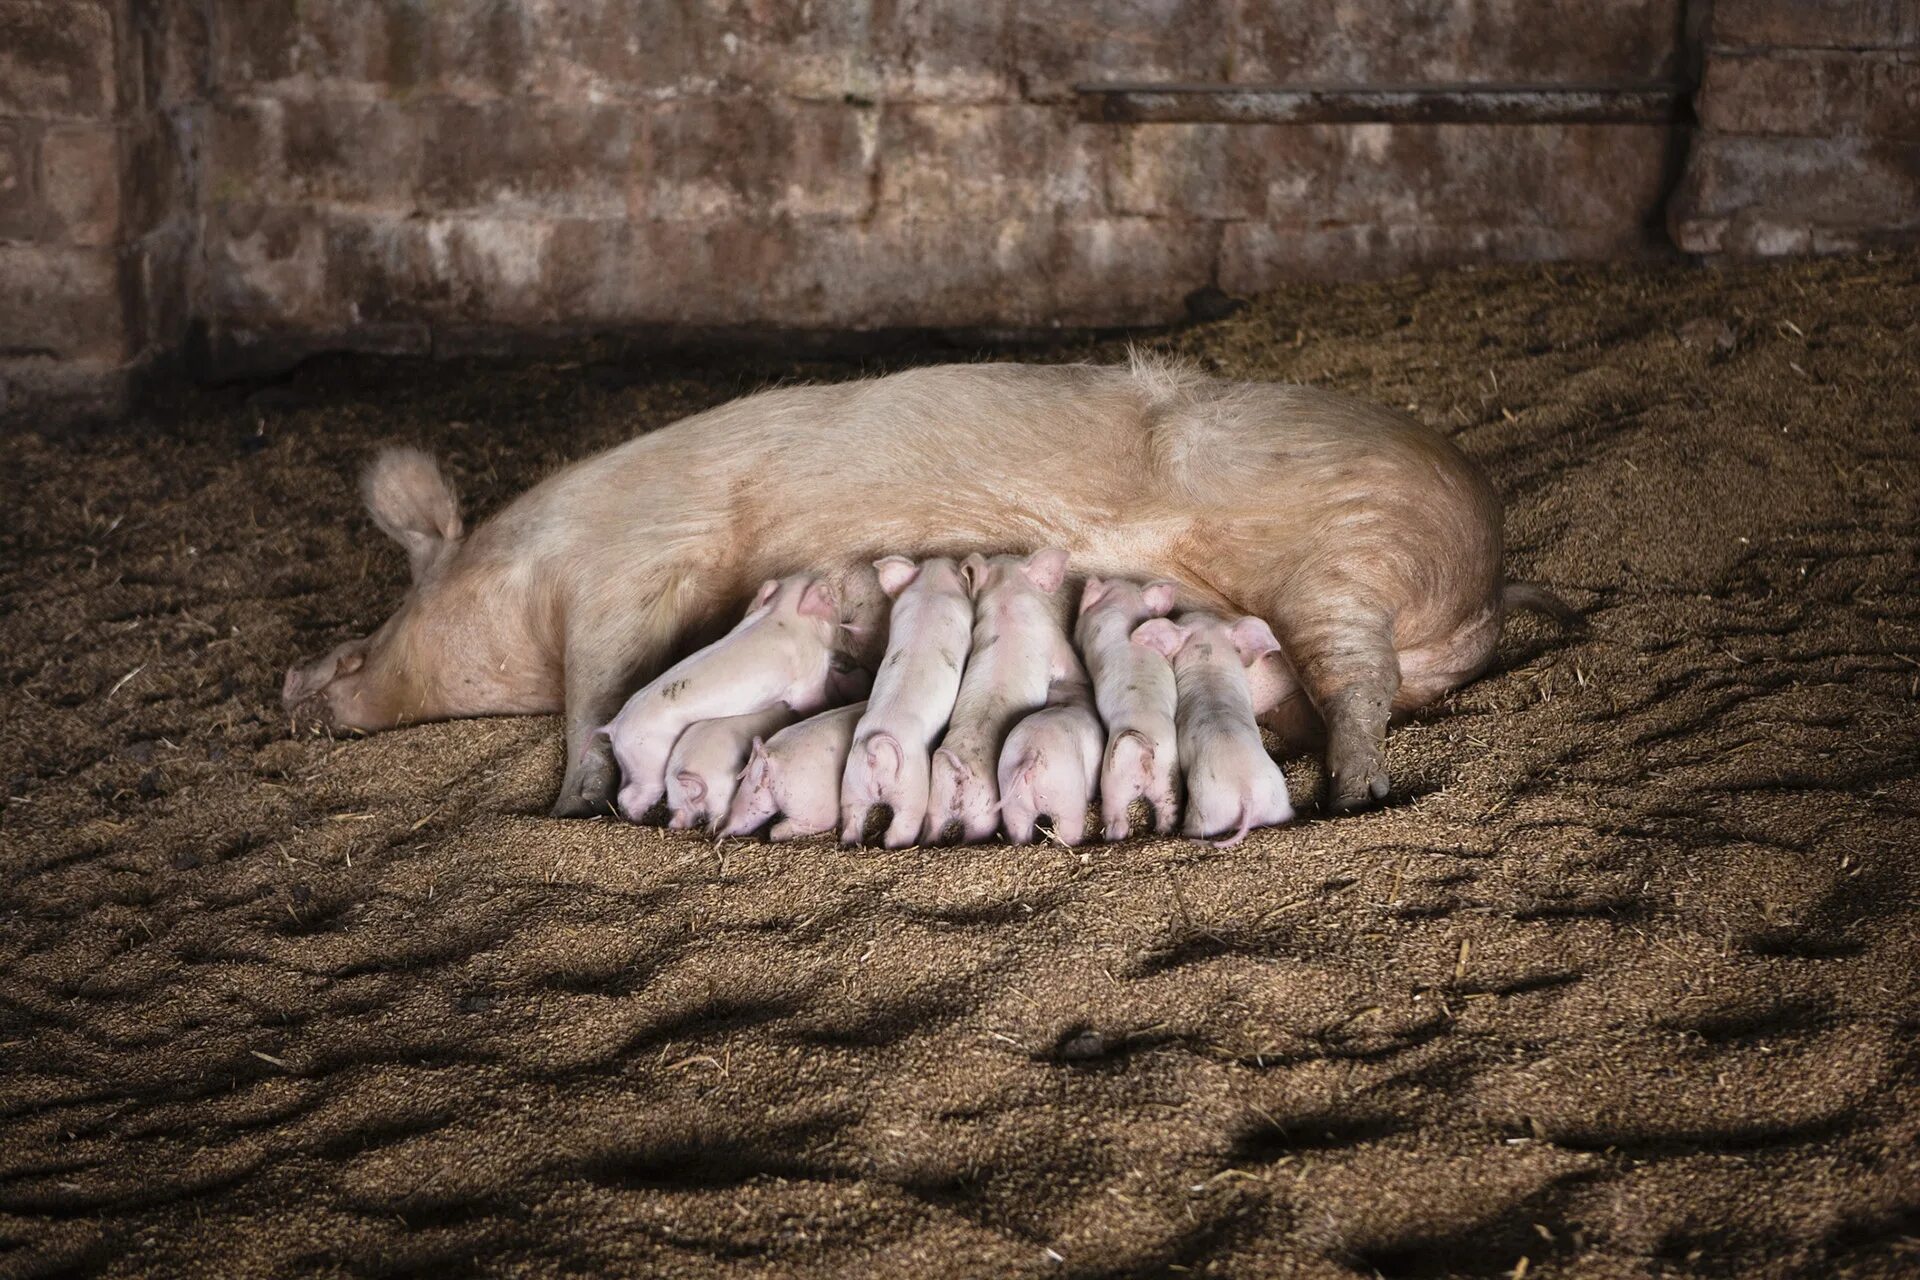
left=1, top=254, right=1916, bottom=1278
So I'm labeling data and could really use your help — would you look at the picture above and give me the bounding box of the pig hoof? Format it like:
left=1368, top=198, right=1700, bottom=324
left=551, top=786, right=616, bottom=819
left=553, top=748, right=619, bottom=818
left=1327, top=762, right=1390, bottom=812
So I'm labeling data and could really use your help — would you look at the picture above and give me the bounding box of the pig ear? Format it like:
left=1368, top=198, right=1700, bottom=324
left=959, top=553, right=990, bottom=597
left=750, top=579, right=781, bottom=611
left=798, top=579, right=838, bottom=620
left=1142, top=581, right=1178, bottom=618
left=874, top=556, right=921, bottom=598
left=1077, top=576, right=1109, bottom=617
left=1022, top=548, right=1069, bottom=594
left=361, top=446, right=462, bottom=582
left=1227, top=616, right=1282, bottom=667
left=1131, top=618, right=1187, bottom=659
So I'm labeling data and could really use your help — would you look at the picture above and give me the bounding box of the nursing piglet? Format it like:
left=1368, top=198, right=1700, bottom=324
left=841, top=556, right=974, bottom=847
left=997, top=671, right=1104, bottom=846
left=603, top=574, right=862, bottom=822
left=721, top=702, right=868, bottom=841
left=922, top=549, right=1074, bottom=845
left=1075, top=577, right=1179, bottom=840
left=1132, top=612, right=1294, bottom=847
left=663, top=705, right=802, bottom=832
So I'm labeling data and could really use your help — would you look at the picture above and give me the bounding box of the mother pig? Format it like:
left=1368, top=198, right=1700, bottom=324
left=283, top=356, right=1563, bottom=818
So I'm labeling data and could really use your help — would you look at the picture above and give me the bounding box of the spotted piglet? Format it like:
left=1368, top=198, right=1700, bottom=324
left=602, top=574, right=863, bottom=822
left=1131, top=612, right=1294, bottom=846
left=721, top=702, right=868, bottom=841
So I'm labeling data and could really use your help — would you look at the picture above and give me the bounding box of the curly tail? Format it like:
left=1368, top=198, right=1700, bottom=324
left=1501, top=581, right=1585, bottom=634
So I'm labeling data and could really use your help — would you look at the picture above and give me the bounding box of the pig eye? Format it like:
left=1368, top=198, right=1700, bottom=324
left=336, top=649, right=366, bottom=677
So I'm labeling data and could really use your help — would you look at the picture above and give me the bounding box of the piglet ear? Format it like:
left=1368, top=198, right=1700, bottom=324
left=797, top=579, right=838, bottom=620
left=750, top=578, right=781, bottom=611
left=1022, top=547, right=1069, bottom=594
left=362, top=446, right=462, bottom=582
left=1142, top=581, right=1178, bottom=618
left=1227, top=616, right=1282, bottom=667
left=1131, top=617, right=1187, bottom=659
left=1077, top=576, right=1108, bottom=617
left=959, top=553, right=990, bottom=597
left=874, top=556, right=920, bottom=598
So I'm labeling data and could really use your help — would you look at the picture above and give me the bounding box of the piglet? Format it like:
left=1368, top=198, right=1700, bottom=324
left=1075, top=577, right=1179, bottom=840
left=841, top=556, right=975, bottom=847
left=603, top=574, right=854, bottom=822
left=997, top=671, right=1104, bottom=846
left=923, top=549, right=1074, bottom=845
left=1131, top=612, right=1294, bottom=847
left=721, top=702, right=868, bottom=841
left=663, top=705, right=802, bottom=832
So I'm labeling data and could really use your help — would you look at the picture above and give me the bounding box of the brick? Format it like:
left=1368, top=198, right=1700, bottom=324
left=424, top=0, right=538, bottom=96
left=202, top=98, right=277, bottom=197
left=637, top=97, right=875, bottom=222
left=1712, top=0, right=1920, bottom=50
left=1103, top=123, right=1266, bottom=219
left=419, top=99, right=628, bottom=217
left=201, top=203, right=335, bottom=329
left=323, top=214, right=557, bottom=326
left=869, top=0, right=1017, bottom=102
left=877, top=105, right=1100, bottom=220
left=0, top=1, right=116, bottom=118
left=40, top=123, right=118, bottom=246
left=1247, top=124, right=1670, bottom=234
left=1234, top=0, right=1683, bottom=85
left=559, top=0, right=870, bottom=99
left=0, top=118, right=38, bottom=239
left=0, top=242, right=124, bottom=359
left=571, top=212, right=1217, bottom=330
left=1016, top=0, right=1230, bottom=101
left=209, top=0, right=429, bottom=92
left=1700, top=49, right=1920, bottom=139
left=1669, top=134, right=1920, bottom=253
left=281, top=98, right=425, bottom=204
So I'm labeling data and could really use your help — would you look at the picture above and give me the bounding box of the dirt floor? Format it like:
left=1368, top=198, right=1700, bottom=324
left=2, top=254, right=1918, bottom=1279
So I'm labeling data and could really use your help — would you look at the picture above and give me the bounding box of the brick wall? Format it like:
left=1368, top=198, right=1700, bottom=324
left=186, top=0, right=1687, bottom=374
left=0, top=0, right=199, bottom=418
left=1672, top=0, right=1920, bottom=253
left=1, top=1, right=1915, bottom=417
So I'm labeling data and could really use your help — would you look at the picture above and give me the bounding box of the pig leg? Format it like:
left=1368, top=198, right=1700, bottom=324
left=1277, top=605, right=1401, bottom=812
left=552, top=579, right=702, bottom=818
left=555, top=659, right=641, bottom=819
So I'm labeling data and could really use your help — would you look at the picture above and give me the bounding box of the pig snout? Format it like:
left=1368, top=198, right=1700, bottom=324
left=281, top=640, right=374, bottom=732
